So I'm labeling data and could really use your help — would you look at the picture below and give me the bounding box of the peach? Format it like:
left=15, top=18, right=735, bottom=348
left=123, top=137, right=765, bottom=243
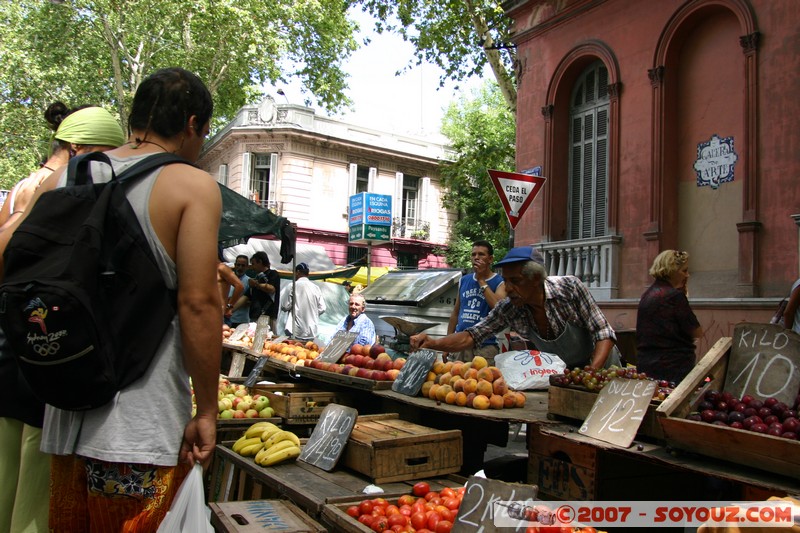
left=421, top=381, right=435, bottom=398
left=476, top=380, right=494, bottom=397
left=443, top=361, right=454, bottom=374
left=463, top=378, right=478, bottom=395
left=502, top=392, right=517, bottom=408
left=514, top=391, right=526, bottom=408
left=351, top=344, right=364, bottom=356
left=436, top=385, right=453, bottom=402
left=459, top=362, right=473, bottom=377
left=386, top=369, right=400, bottom=380
left=489, top=394, right=504, bottom=409
left=439, top=372, right=453, bottom=386
left=472, top=356, right=488, bottom=370
left=492, top=378, right=508, bottom=396
left=455, top=391, right=468, bottom=407
left=426, top=371, right=437, bottom=383
left=428, top=384, right=440, bottom=400
left=476, top=368, right=494, bottom=382
left=393, top=358, right=406, bottom=370
left=448, top=374, right=462, bottom=387
left=465, top=368, right=479, bottom=380
left=489, top=366, right=503, bottom=381
left=432, top=361, right=445, bottom=374
left=450, top=362, right=464, bottom=376
left=472, top=395, right=490, bottom=410
left=445, top=391, right=457, bottom=405
left=466, top=392, right=477, bottom=408
left=453, top=378, right=465, bottom=393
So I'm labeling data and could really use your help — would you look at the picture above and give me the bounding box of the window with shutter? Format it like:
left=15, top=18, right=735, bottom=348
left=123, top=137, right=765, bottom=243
left=568, top=61, right=610, bottom=240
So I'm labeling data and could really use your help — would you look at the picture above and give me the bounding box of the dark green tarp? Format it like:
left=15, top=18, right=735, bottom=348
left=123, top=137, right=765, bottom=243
left=217, top=183, right=295, bottom=264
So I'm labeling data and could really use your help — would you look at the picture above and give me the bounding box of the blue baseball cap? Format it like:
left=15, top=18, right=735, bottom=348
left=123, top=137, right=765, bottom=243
left=493, top=246, right=545, bottom=268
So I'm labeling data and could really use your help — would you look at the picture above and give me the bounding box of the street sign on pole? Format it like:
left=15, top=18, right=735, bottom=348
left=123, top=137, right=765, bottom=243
left=349, top=192, right=391, bottom=245
left=487, top=169, right=546, bottom=230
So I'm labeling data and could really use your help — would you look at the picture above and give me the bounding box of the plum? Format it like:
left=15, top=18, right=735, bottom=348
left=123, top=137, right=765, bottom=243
left=782, top=417, right=800, bottom=433
left=741, top=394, right=754, bottom=405
left=780, top=432, right=797, bottom=440
left=700, top=410, right=717, bottom=423
left=743, top=416, right=763, bottom=429
left=749, top=423, right=768, bottom=433
left=698, top=400, right=715, bottom=412
left=764, top=397, right=779, bottom=409
left=729, top=421, right=744, bottom=429
left=727, top=411, right=745, bottom=424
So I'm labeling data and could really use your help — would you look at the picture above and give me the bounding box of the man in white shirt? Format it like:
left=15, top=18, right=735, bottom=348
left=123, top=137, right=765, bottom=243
left=282, top=263, right=325, bottom=341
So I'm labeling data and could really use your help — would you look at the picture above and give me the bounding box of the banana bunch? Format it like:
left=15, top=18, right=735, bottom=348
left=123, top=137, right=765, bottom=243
left=231, top=421, right=301, bottom=466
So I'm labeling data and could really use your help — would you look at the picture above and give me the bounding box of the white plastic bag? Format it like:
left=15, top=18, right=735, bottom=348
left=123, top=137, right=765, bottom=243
left=157, top=463, right=213, bottom=533
left=494, top=349, right=566, bottom=390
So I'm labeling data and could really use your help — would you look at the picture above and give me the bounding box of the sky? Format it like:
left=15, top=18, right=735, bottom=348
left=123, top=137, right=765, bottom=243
left=273, top=9, right=485, bottom=140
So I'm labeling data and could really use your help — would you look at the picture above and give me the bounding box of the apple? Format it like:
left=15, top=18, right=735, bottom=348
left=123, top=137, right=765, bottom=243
left=341, top=365, right=355, bottom=375
left=254, top=396, right=270, bottom=411
left=356, top=368, right=372, bottom=379
left=234, top=386, right=248, bottom=398
left=245, top=409, right=259, bottom=418
left=353, top=355, right=366, bottom=367
left=232, top=410, right=246, bottom=419
left=386, top=369, right=400, bottom=380
left=372, top=370, right=386, bottom=381
left=236, top=400, right=252, bottom=412
left=219, top=409, right=235, bottom=419
left=348, top=366, right=360, bottom=376
left=364, top=358, right=375, bottom=370
left=219, top=398, right=233, bottom=411
left=259, top=407, right=275, bottom=418
left=393, top=358, right=406, bottom=370
left=369, top=344, right=385, bottom=358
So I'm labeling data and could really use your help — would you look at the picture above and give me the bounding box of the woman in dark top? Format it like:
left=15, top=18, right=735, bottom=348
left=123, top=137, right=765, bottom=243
left=636, top=250, right=703, bottom=384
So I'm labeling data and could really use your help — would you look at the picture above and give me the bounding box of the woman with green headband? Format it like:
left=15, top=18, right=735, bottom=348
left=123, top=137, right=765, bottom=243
left=0, top=103, right=125, bottom=229
left=0, top=101, right=123, bottom=532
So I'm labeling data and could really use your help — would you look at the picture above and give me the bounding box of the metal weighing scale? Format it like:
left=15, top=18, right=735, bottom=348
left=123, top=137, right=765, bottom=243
left=379, top=315, right=439, bottom=357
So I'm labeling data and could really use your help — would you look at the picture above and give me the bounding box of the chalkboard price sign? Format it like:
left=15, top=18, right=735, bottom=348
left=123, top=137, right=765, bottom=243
left=316, top=331, right=359, bottom=363
left=391, top=350, right=437, bottom=396
left=298, top=404, right=358, bottom=471
left=578, top=377, right=656, bottom=448
left=452, top=476, right=538, bottom=533
left=244, top=356, right=269, bottom=388
left=726, top=323, right=800, bottom=405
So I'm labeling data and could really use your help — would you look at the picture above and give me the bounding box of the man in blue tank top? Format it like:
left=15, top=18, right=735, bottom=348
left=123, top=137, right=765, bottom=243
left=445, top=240, right=506, bottom=364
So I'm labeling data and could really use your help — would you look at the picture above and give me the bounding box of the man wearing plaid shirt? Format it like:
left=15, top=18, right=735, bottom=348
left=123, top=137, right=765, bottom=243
left=410, top=246, right=617, bottom=369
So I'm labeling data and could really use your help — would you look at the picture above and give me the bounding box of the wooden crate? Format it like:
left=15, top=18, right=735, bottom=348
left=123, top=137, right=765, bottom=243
left=251, top=383, right=350, bottom=424
left=656, top=337, right=800, bottom=479
left=320, top=476, right=467, bottom=533
left=547, top=384, right=664, bottom=439
left=341, top=414, right=463, bottom=484
left=210, top=500, right=326, bottom=533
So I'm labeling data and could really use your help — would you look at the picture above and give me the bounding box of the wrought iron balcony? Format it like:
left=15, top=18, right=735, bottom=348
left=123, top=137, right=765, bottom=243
left=392, top=217, right=430, bottom=240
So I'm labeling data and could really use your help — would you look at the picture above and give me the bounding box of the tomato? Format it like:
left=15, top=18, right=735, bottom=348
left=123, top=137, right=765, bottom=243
left=439, top=487, right=456, bottom=499
left=399, top=505, right=412, bottom=517
left=358, top=514, right=374, bottom=527
left=443, top=497, right=460, bottom=511
left=427, top=512, right=441, bottom=530
left=410, top=512, right=428, bottom=530
left=372, top=498, right=389, bottom=508
left=388, top=514, right=409, bottom=528
left=398, top=494, right=416, bottom=507
left=372, top=506, right=386, bottom=517
left=391, top=526, right=405, bottom=533
left=412, top=482, right=431, bottom=497
left=435, top=520, right=453, bottom=533
left=385, top=504, right=400, bottom=516
left=438, top=508, right=454, bottom=522
left=579, top=528, right=597, bottom=533
left=411, top=502, right=426, bottom=516
left=359, top=500, right=374, bottom=515
left=456, top=487, right=466, bottom=496
left=371, top=516, right=389, bottom=532
left=346, top=505, right=360, bottom=518
left=424, top=491, right=440, bottom=502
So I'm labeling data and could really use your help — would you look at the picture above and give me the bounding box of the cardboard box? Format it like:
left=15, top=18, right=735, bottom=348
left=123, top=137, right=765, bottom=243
left=656, top=337, right=800, bottom=479
left=209, top=500, right=325, bottom=533
left=341, top=414, right=462, bottom=484
left=251, top=383, right=350, bottom=424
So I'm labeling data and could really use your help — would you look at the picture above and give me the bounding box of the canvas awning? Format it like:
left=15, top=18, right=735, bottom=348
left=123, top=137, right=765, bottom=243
left=217, top=183, right=295, bottom=264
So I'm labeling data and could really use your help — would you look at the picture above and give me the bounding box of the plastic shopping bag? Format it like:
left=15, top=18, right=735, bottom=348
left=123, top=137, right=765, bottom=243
left=494, top=349, right=566, bottom=390
left=157, top=463, right=214, bottom=533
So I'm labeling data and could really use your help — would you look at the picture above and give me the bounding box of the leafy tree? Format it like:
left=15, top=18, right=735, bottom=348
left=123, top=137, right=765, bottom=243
left=0, top=0, right=357, bottom=189
left=355, top=0, right=517, bottom=114
left=439, top=81, right=515, bottom=268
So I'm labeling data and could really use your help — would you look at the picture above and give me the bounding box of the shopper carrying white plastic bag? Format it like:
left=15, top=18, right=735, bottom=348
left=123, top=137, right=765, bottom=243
left=157, top=463, right=214, bottom=533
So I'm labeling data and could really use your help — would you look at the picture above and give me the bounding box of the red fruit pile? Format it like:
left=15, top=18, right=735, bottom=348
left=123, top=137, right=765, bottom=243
left=687, top=390, right=800, bottom=440
left=343, top=483, right=464, bottom=533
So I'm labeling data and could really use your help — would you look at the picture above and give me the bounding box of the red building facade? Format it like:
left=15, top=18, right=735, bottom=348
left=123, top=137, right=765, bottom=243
left=504, top=0, right=799, bottom=352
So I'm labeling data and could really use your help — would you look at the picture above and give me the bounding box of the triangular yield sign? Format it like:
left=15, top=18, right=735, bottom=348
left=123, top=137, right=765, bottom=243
left=487, top=169, right=547, bottom=229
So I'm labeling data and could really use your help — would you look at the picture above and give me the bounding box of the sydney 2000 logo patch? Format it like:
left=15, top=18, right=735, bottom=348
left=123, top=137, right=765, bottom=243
left=24, top=297, right=66, bottom=357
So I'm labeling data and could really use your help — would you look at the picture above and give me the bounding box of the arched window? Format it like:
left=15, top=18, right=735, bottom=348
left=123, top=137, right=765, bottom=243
left=568, top=61, right=609, bottom=240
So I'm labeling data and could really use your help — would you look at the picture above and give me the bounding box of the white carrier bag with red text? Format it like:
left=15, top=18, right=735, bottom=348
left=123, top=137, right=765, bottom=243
left=494, top=349, right=566, bottom=390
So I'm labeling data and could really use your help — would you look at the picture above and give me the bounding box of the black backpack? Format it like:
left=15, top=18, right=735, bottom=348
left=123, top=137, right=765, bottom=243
left=0, top=152, right=189, bottom=410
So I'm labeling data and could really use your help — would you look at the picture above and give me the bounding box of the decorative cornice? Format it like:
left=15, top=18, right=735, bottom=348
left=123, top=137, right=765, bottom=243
left=643, top=229, right=660, bottom=242
left=607, top=82, right=622, bottom=99
left=736, top=220, right=762, bottom=233
left=648, top=66, right=665, bottom=87
left=739, top=31, right=760, bottom=53
left=541, top=104, right=554, bottom=120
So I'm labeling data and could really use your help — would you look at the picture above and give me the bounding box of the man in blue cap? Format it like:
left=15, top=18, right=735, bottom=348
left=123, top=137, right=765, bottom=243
left=410, top=245, right=618, bottom=369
